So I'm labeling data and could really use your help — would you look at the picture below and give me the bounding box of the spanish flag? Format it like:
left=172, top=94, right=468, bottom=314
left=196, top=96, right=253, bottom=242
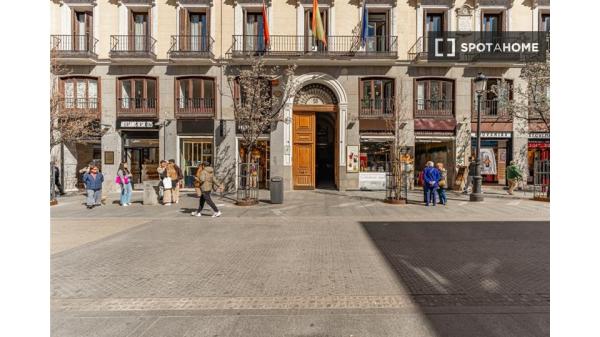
left=262, top=1, right=270, bottom=47
left=312, top=0, right=327, bottom=46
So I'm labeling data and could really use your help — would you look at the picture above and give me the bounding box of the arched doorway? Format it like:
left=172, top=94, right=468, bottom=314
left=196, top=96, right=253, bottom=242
left=292, top=84, right=339, bottom=190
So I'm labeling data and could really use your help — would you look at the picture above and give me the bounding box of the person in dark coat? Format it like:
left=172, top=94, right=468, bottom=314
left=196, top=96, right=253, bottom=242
left=423, top=161, right=441, bottom=206
left=82, top=165, right=104, bottom=209
left=463, top=155, right=477, bottom=193
left=51, top=161, right=65, bottom=196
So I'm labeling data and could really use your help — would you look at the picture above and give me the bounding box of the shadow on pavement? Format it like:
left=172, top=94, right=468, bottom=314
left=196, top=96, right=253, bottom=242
left=360, top=221, right=550, bottom=337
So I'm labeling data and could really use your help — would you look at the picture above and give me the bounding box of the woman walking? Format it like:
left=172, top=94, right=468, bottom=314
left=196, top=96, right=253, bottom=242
left=82, top=165, right=104, bottom=209
left=117, top=162, right=133, bottom=206
left=191, top=162, right=223, bottom=218
left=436, top=162, right=448, bottom=206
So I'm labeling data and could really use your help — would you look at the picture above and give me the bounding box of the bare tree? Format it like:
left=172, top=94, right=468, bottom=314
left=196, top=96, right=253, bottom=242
left=224, top=57, right=297, bottom=203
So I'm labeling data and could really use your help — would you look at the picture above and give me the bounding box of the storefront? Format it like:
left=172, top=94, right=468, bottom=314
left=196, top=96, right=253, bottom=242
left=470, top=132, right=512, bottom=186
left=358, top=135, right=392, bottom=190
left=527, top=132, right=550, bottom=184
left=238, top=139, right=270, bottom=189
left=118, top=119, right=160, bottom=186
left=177, top=119, right=215, bottom=188
left=415, top=132, right=455, bottom=188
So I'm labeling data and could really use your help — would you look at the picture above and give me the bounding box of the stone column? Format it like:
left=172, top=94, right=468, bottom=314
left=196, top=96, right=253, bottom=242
left=214, top=119, right=237, bottom=193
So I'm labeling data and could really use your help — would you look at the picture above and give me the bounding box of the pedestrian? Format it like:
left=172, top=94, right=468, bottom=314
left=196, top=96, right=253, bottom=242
left=168, top=159, right=183, bottom=204
left=157, top=160, right=168, bottom=203
left=117, top=162, right=133, bottom=206
left=193, top=164, right=204, bottom=196
left=423, top=161, right=440, bottom=206
left=463, top=155, right=477, bottom=194
left=82, top=165, right=104, bottom=209
left=506, top=160, right=523, bottom=195
left=51, top=161, right=65, bottom=196
left=191, top=161, right=223, bottom=218
left=161, top=161, right=179, bottom=205
left=436, top=162, right=448, bottom=206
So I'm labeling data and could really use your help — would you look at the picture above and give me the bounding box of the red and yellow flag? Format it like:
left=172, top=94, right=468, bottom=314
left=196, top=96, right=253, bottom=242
left=312, top=0, right=327, bottom=46
left=262, top=1, right=270, bottom=46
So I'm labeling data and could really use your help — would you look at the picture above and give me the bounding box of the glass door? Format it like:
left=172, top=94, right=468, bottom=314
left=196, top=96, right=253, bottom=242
left=245, top=12, right=264, bottom=52
left=189, top=13, right=207, bottom=51
left=133, top=13, right=148, bottom=51
left=367, top=13, right=388, bottom=52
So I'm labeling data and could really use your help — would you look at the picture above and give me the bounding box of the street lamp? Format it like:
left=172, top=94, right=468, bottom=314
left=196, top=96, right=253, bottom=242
left=470, top=72, right=487, bottom=202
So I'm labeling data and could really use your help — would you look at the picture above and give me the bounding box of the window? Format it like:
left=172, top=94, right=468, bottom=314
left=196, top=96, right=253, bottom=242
left=179, top=8, right=209, bottom=51
left=72, top=11, right=92, bottom=51
left=482, top=13, right=503, bottom=33
left=130, top=11, right=149, bottom=51
left=475, top=79, right=513, bottom=118
left=541, top=14, right=550, bottom=32
left=118, top=77, right=157, bottom=113
left=61, top=77, right=98, bottom=110
left=304, top=8, right=329, bottom=51
left=425, top=13, right=444, bottom=33
left=360, top=78, right=394, bottom=117
left=367, top=11, right=390, bottom=52
left=176, top=77, right=215, bottom=115
left=360, top=142, right=391, bottom=173
left=244, top=11, right=265, bottom=52
left=415, top=79, right=454, bottom=117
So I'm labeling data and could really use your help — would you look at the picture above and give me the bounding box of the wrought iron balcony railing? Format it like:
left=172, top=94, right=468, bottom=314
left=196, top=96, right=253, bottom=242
left=415, top=99, right=454, bottom=118
left=359, top=98, right=395, bottom=119
left=230, top=35, right=397, bottom=58
left=472, top=98, right=511, bottom=121
left=60, top=98, right=99, bottom=112
left=117, top=97, right=157, bottom=116
left=51, top=35, right=98, bottom=58
left=169, top=35, right=214, bottom=58
left=175, top=98, right=215, bottom=117
left=110, top=35, right=157, bottom=58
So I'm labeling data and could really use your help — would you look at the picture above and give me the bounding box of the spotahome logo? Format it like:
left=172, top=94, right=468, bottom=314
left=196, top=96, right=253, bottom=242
left=426, top=31, right=549, bottom=62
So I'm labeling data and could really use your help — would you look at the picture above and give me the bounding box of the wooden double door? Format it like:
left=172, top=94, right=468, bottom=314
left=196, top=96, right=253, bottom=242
left=292, top=106, right=338, bottom=189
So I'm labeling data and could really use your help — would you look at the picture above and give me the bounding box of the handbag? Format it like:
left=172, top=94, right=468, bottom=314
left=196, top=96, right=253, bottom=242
left=162, top=177, right=172, bottom=189
left=115, top=176, right=129, bottom=185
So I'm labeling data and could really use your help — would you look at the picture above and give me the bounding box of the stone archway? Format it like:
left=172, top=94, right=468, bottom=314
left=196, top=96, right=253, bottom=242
left=285, top=74, right=348, bottom=190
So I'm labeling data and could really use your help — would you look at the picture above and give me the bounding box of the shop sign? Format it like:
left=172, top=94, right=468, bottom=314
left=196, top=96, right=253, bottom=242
left=529, top=132, right=550, bottom=139
left=117, top=120, right=156, bottom=129
left=528, top=140, right=550, bottom=149
left=471, top=132, right=512, bottom=138
left=359, top=172, right=387, bottom=191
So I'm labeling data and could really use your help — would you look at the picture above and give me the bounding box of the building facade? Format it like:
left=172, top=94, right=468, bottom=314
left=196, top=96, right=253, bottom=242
left=50, top=0, right=550, bottom=193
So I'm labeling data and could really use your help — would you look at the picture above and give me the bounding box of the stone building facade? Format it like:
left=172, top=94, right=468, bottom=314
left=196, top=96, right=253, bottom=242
left=50, top=0, right=550, bottom=193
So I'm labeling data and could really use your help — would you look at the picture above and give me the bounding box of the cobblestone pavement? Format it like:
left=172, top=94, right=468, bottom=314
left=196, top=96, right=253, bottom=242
left=51, top=190, right=549, bottom=337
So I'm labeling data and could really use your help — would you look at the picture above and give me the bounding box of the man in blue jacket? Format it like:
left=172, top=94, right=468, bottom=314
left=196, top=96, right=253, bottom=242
left=423, top=161, right=441, bottom=206
left=83, top=165, right=104, bottom=209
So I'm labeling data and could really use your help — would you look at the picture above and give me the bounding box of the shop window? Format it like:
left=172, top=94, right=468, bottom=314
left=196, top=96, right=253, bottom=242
left=360, top=141, right=391, bottom=173
left=540, top=14, right=550, bottom=32
left=176, top=77, right=215, bottom=116
left=360, top=78, right=394, bottom=118
left=180, top=139, right=213, bottom=188
left=117, top=77, right=157, bottom=114
left=415, top=79, right=454, bottom=117
left=61, top=77, right=99, bottom=111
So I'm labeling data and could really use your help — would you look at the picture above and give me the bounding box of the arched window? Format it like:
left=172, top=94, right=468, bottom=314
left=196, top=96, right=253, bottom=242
left=117, top=77, right=157, bottom=115
left=175, top=77, right=215, bottom=117
left=60, top=77, right=99, bottom=111
left=415, top=79, right=454, bottom=117
left=360, top=78, right=394, bottom=118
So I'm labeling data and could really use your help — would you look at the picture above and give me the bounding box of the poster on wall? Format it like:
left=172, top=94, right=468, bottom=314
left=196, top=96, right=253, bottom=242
left=480, top=148, right=497, bottom=175
left=347, top=145, right=360, bottom=173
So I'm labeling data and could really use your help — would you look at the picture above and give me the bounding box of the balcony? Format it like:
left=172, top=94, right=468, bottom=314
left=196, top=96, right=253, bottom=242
left=58, top=98, right=100, bottom=118
left=360, top=98, right=395, bottom=119
left=229, top=35, right=397, bottom=59
left=169, top=35, right=214, bottom=61
left=110, top=35, right=156, bottom=61
left=175, top=98, right=215, bottom=118
left=51, top=35, right=98, bottom=63
left=117, top=98, right=157, bottom=117
left=415, top=99, right=454, bottom=118
left=472, top=99, right=511, bottom=121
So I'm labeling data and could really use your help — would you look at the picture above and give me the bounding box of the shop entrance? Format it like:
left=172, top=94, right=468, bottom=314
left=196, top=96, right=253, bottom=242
left=239, top=139, right=270, bottom=189
left=125, top=147, right=159, bottom=185
left=415, top=140, right=455, bottom=187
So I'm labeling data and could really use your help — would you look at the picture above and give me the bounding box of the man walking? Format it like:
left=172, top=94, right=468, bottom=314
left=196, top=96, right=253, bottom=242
left=82, top=165, right=104, bottom=209
left=506, top=160, right=523, bottom=195
left=191, top=162, right=223, bottom=218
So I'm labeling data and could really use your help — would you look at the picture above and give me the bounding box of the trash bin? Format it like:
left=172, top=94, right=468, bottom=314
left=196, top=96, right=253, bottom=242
left=270, top=176, right=284, bottom=204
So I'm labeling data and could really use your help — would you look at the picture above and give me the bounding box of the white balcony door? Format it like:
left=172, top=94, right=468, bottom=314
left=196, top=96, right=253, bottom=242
left=132, top=13, right=148, bottom=51
left=189, top=13, right=207, bottom=51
